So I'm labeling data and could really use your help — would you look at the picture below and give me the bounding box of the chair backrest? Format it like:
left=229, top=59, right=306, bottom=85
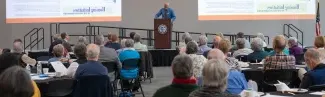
left=74, top=75, right=112, bottom=97
left=263, top=69, right=296, bottom=84
left=294, top=54, right=305, bottom=65
left=101, top=62, right=118, bottom=73
left=122, top=58, right=140, bottom=70
left=37, top=56, right=52, bottom=61
left=45, top=78, right=75, bottom=96
left=235, top=55, right=249, bottom=62
left=309, top=84, right=325, bottom=91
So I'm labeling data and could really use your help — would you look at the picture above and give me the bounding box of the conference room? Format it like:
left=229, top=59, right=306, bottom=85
left=1, top=0, right=325, bottom=97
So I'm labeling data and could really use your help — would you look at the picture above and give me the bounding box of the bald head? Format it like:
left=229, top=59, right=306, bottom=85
left=164, top=3, right=169, bottom=9
left=208, top=49, right=225, bottom=60
left=305, top=48, right=322, bottom=70
left=213, top=36, right=222, bottom=48
left=86, top=44, right=100, bottom=61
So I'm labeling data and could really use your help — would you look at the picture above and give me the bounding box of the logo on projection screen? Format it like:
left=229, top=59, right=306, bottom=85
left=158, top=24, right=168, bottom=34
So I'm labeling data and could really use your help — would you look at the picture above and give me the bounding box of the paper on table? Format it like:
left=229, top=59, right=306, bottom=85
left=241, top=68, right=251, bottom=70
left=31, top=76, right=49, bottom=80
left=50, top=61, right=67, bottom=75
left=274, top=81, right=291, bottom=92
left=310, top=92, right=325, bottom=95
left=262, top=95, right=291, bottom=97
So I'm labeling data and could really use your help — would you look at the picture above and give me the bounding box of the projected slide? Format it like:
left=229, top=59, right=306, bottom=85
left=199, top=0, right=316, bottom=20
left=6, top=0, right=121, bottom=23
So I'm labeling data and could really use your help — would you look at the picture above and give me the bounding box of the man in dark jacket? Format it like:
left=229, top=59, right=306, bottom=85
left=300, top=48, right=325, bottom=89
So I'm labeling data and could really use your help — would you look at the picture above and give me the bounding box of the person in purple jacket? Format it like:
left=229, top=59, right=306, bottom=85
left=288, top=37, right=303, bottom=56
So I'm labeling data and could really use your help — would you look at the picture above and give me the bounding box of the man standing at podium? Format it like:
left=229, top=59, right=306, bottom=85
left=155, top=3, right=176, bottom=23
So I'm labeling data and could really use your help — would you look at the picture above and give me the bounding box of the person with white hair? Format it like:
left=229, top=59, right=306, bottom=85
left=77, top=36, right=87, bottom=45
left=12, top=40, right=36, bottom=67
left=300, top=48, right=325, bottom=89
left=95, top=35, right=119, bottom=64
left=189, top=59, right=240, bottom=97
left=75, top=44, right=108, bottom=78
left=247, top=38, right=269, bottom=63
left=186, top=41, right=207, bottom=78
left=133, top=34, right=148, bottom=51
left=207, top=49, right=248, bottom=95
left=119, top=39, right=140, bottom=62
left=288, top=37, right=303, bottom=56
left=198, top=35, right=211, bottom=55
left=153, top=54, right=198, bottom=97
left=256, top=33, right=267, bottom=47
left=232, top=38, right=253, bottom=58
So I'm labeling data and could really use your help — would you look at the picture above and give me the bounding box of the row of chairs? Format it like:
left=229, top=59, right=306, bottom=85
left=235, top=54, right=305, bottom=64
left=37, top=58, right=145, bottom=97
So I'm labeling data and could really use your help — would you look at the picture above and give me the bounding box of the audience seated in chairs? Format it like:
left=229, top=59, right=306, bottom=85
left=133, top=34, right=148, bottom=51
left=288, top=37, right=303, bottom=56
left=219, top=39, right=242, bottom=71
left=186, top=41, right=207, bottom=79
left=0, top=66, right=35, bottom=97
left=75, top=44, right=108, bottom=78
left=247, top=38, right=269, bottom=63
left=153, top=54, right=198, bottom=97
left=198, top=35, right=211, bottom=55
left=189, top=59, right=240, bottom=97
left=208, top=49, right=248, bottom=95
left=232, top=38, right=253, bottom=58
left=48, top=44, right=69, bottom=63
left=95, top=35, right=120, bottom=66
left=66, top=43, right=87, bottom=77
left=264, top=35, right=296, bottom=70
left=300, top=48, right=325, bottom=89
left=237, top=32, right=251, bottom=48
left=12, top=40, right=37, bottom=67
left=105, top=34, right=121, bottom=50
left=203, top=35, right=222, bottom=58
left=0, top=53, right=41, bottom=97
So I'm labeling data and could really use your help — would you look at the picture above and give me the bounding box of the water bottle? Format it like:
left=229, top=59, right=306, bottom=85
left=26, top=64, right=31, bottom=74
left=247, top=80, right=258, bottom=91
left=37, top=62, right=42, bottom=74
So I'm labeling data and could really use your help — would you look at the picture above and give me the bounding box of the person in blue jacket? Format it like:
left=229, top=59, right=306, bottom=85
left=155, top=3, right=176, bottom=22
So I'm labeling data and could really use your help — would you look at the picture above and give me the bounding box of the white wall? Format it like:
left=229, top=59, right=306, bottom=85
left=0, top=0, right=324, bottom=49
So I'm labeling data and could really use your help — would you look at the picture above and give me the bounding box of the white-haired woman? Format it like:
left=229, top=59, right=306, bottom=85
left=189, top=59, right=239, bottom=97
left=256, top=33, right=267, bottom=47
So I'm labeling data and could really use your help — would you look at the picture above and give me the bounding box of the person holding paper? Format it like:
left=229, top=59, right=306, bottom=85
left=155, top=2, right=176, bottom=22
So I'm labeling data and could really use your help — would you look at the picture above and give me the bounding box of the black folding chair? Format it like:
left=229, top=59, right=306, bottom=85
left=102, top=62, right=119, bottom=96
left=120, top=58, right=145, bottom=97
left=294, top=54, right=305, bottom=65
left=37, top=56, right=52, bottom=61
left=309, top=84, right=325, bottom=91
left=44, top=78, right=75, bottom=97
left=262, top=69, right=296, bottom=92
left=74, top=75, right=113, bottom=97
left=236, top=55, right=249, bottom=62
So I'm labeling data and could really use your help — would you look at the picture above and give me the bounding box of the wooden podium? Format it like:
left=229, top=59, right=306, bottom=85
left=154, top=19, right=172, bottom=49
